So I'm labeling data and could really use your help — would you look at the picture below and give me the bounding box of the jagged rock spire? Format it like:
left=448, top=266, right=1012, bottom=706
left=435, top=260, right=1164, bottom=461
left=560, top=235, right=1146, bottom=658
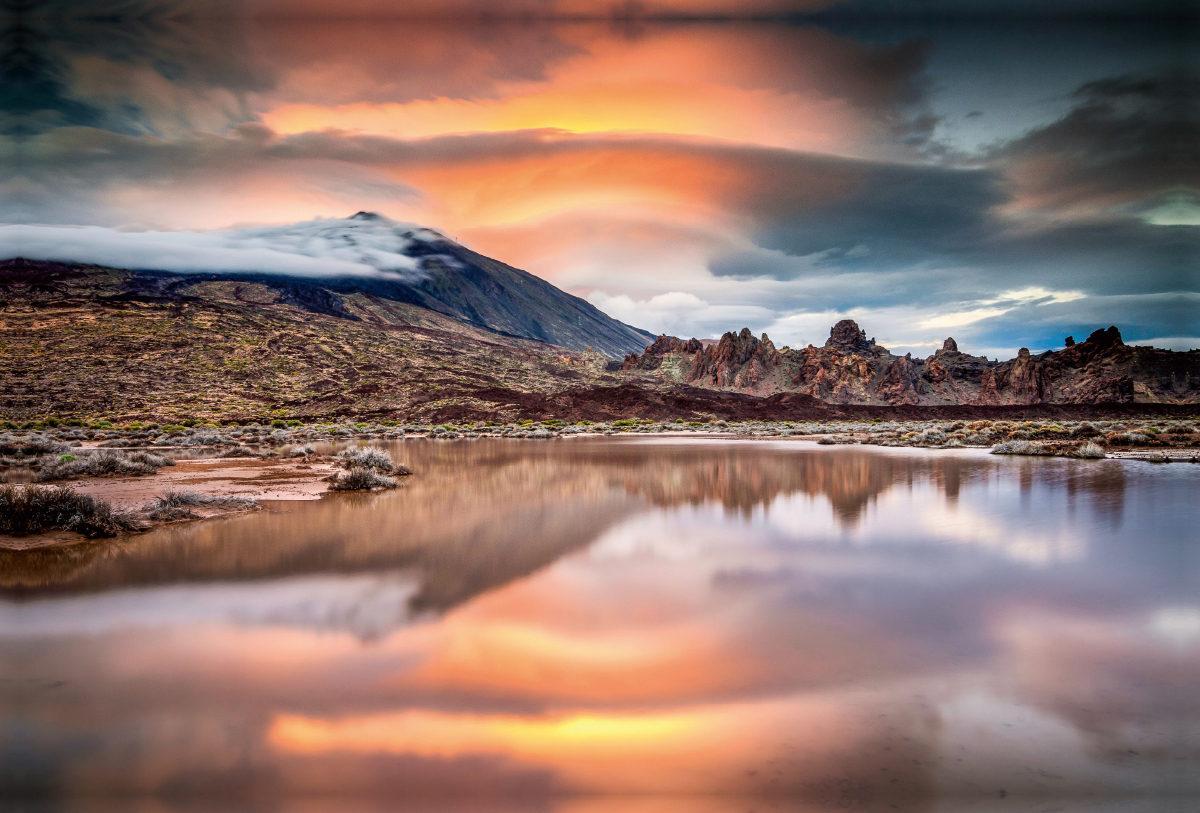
left=825, top=319, right=875, bottom=351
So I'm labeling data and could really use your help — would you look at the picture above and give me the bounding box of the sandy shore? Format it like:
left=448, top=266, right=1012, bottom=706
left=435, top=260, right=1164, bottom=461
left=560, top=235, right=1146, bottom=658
left=69, top=456, right=341, bottom=510
left=0, top=457, right=342, bottom=550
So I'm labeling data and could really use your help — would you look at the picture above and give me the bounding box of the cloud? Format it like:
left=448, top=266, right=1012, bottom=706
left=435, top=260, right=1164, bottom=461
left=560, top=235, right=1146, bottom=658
left=587, top=290, right=775, bottom=339
left=1, top=215, right=441, bottom=279
left=987, top=72, right=1199, bottom=221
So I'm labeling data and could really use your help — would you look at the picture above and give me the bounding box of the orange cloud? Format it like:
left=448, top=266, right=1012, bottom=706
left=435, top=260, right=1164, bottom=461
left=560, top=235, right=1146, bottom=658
left=259, top=23, right=894, bottom=155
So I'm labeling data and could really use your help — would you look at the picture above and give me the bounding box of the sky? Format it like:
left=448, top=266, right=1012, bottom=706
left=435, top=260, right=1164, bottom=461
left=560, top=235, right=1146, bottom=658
left=1, top=1, right=1197, bottom=357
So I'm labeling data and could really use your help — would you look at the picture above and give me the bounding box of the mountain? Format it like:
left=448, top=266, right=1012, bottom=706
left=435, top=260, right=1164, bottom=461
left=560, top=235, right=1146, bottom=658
left=0, top=253, right=645, bottom=423
left=2, top=213, right=655, bottom=358
left=623, top=320, right=1200, bottom=405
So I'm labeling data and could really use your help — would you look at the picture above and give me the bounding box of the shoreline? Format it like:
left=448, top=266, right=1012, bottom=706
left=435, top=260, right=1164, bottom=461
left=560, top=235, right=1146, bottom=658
left=3, top=422, right=1197, bottom=549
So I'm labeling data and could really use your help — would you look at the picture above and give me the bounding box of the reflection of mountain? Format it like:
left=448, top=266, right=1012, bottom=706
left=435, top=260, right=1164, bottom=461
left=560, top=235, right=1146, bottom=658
left=615, top=447, right=897, bottom=524
left=3, top=441, right=1131, bottom=601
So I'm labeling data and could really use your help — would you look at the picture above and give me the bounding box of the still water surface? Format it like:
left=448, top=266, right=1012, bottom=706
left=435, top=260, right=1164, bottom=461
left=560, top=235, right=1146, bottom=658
left=2, top=438, right=1197, bottom=813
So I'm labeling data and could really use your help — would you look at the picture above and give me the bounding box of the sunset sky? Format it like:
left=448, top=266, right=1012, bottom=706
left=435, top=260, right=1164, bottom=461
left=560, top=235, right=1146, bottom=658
left=3, top=1, right=1196, bottom=356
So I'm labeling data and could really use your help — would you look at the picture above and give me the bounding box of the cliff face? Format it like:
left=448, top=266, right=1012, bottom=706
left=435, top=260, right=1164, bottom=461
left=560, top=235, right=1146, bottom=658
left=621, top=321, right=1200, bottom=405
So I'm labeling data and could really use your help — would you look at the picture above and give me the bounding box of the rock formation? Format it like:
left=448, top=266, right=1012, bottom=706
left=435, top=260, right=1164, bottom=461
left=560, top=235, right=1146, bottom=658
left=620, top=321, right=1200, bottom=405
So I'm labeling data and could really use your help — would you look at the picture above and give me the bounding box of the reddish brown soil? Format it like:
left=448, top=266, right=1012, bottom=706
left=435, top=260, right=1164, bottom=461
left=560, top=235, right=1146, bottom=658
left=410, top=384, right=1200, bottom=423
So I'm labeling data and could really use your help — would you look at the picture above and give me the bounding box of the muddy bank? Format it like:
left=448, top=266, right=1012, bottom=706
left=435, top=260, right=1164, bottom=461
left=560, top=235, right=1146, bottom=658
left=0, top=457, right=340, bottom=550
left=421, top=383, right=1200, bottom=424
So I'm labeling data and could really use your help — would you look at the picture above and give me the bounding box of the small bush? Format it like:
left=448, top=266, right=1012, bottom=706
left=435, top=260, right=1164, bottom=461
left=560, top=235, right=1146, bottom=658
left=35, top=450, right=175, bottom=481
left=339, top=447, right=397, bottom=471
left=330, top=467, right=398, bottom=491
left=1072, top=441, right=1106, bottom=459
left=146, top=490, right=257, bottom=520
left=991, top=440, right=1049, bottom=456
left=0, top=484, right=142, bottom=537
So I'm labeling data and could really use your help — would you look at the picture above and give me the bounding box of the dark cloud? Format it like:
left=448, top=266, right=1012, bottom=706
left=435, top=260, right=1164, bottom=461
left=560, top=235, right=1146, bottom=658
left=988, top=71, right=1200, bottom=218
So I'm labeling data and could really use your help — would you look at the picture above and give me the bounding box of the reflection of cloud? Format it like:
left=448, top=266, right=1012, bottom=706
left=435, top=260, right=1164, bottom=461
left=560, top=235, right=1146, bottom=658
left=3, top=440, right=1192, bottom=799
left=999, top=611, right=1200, bottom=783
left=0, top=573, right=422, bottom=640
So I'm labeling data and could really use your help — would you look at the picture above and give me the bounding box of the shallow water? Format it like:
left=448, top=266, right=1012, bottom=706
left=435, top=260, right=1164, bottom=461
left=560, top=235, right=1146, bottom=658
left=2, top=438, right=1197, bottom=813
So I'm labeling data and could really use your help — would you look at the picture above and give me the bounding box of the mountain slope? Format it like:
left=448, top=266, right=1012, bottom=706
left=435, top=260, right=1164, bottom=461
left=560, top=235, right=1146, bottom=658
left=0, top=257, right=631, bottom=422
left=3, top=213, right=655, bottom=358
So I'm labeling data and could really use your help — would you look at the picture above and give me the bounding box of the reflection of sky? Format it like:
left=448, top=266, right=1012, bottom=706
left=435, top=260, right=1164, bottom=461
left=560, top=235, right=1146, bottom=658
left=2, top=441, right=1196, bottom=802
left=2, top=4, right=1195, bottom=355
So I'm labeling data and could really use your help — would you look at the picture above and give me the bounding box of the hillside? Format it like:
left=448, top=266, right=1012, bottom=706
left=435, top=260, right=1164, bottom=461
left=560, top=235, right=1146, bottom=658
left=0, top=257, right=632, bottom=423
left=4, top=253, right=1197, bottom=424
left=3, top=214, right=654, bottom=358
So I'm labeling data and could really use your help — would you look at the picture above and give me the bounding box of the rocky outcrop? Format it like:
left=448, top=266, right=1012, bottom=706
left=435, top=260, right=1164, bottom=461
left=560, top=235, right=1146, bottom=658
left=688, top=328, right=780, bottom=389
left=619, top=321, right=1200, bottom=405
left=622, top=335, right=703, bottom=371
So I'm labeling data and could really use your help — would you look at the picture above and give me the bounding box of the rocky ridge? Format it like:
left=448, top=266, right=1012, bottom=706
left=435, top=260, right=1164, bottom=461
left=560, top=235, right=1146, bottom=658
left=623, top=320, right=1200, bottom=405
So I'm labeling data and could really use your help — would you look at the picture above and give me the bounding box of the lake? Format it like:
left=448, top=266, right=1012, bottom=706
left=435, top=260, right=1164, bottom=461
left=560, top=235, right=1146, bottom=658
left=2, top=438, right=1197, bottom=813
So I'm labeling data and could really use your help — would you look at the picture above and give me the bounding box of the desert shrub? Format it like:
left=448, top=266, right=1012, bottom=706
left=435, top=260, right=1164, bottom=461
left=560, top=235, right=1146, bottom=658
left=1113, top=432, right=1151, bottom=446
left=1167, top=424, right=1195, bottom=434
left=991, top=440, right=1049, bottom=456
left=916, top=429, right=947, bottom=446
left=338, top=448, right=397, bottom=472
left=0, top=484, right=142, bottom=537
left=330, top=467, right=398, bottom=491
left=0, top=436, right=68, bottom=458
left=35, top=450, right=174, bottom=481
left=1071, top=423, right=1101, bottom=438
left=146, top=490, right=257, bottom=520
left=1072, top=441, right=1106, bottom=459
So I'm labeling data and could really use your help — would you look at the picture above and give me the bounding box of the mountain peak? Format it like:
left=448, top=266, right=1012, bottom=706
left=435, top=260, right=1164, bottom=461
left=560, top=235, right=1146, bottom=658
left=826, top=319, right=876, bottom=351
left=349, top=211, right=385, bottom=221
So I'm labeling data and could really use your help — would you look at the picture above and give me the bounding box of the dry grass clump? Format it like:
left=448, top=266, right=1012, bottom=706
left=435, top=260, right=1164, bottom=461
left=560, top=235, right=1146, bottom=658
left=147, top=490, right=257, bottom=521
left=0, top=484, right=142, bottom=537
left=34, top=450, right=175, bottom=482
left=0, top=434, right=70, bottom=458
left=991, top=440, right=1050, bottom=456
left=992, top=439, right=1106, bottom=459
left=35, top=448, right=175, bottom=482
left=330, top=467, right=399, bottom=491
left=338, top=447, right=411, bottom=475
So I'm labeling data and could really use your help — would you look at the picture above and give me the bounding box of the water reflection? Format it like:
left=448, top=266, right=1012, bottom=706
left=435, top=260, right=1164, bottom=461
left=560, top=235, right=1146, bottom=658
left=0, top=439, right=1197, bottom=808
